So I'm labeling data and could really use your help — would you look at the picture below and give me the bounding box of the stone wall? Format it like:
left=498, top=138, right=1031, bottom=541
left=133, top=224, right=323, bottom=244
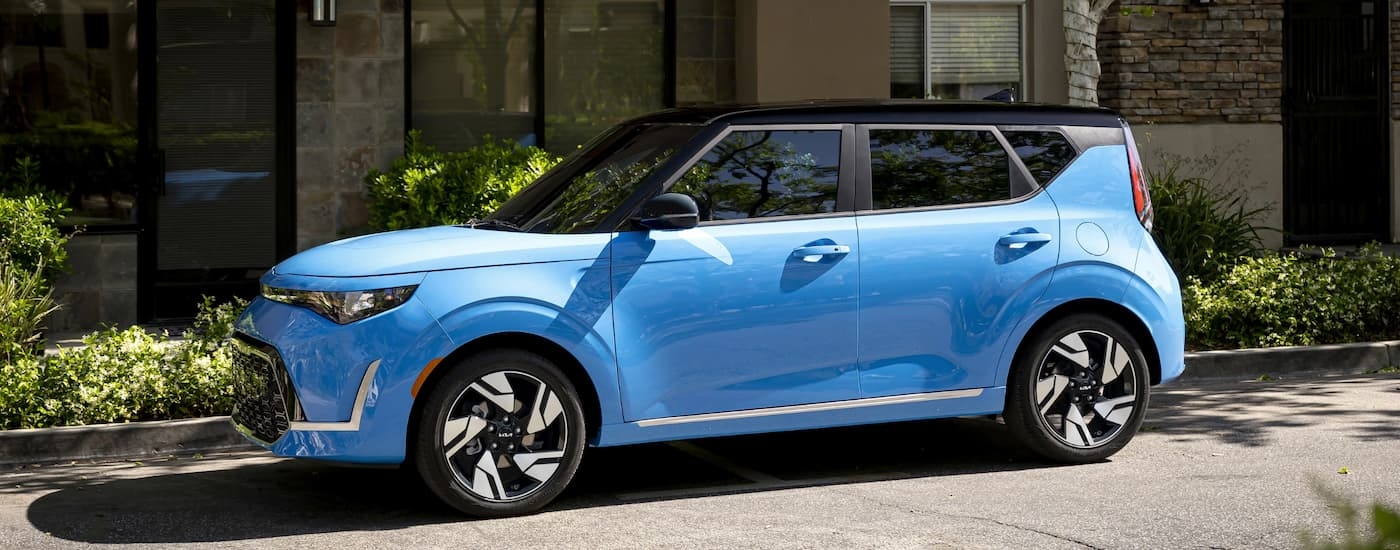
left=294, top=0, right=407, bottom=251
left=49, top=234, right=137, bottom=331
left=1098, top=0, right=1283, bottom=123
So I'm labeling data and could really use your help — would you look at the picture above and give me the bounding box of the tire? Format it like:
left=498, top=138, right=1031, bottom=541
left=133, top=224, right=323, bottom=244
left=1003, top=314, right=1151, bottom=463
left=413, top=349, right=586, bottom=517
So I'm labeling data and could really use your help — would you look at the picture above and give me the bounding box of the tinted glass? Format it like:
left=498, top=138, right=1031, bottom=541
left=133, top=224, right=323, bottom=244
left=494, top=123, right=701, bottom=234
left=869, top=129, right=1012, bottom=209
left=0, top=2, right=138, bottom=226
left=1004, top=130, right=1077, bottom=185
left=673, top=130, right=840, bottom=221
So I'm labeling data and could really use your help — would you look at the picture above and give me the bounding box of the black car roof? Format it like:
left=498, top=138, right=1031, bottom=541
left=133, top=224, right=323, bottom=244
left=629, top=99, right=1124, bottom=128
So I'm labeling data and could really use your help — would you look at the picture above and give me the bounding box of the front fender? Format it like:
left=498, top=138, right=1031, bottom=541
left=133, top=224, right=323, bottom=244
left=416, top=263, right=624, bottom=435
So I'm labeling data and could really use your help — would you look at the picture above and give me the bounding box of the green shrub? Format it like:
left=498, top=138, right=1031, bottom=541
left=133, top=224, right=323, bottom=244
left=1185, top=244, right=1400, bottom=349
left=1147, top=152, right=1271, bottom=283
left=0, top=261, right=57, bottom=365
left=0, top=158, right=71, bottom=287
left=0, top=296, right=245, bottom=430
left=365, top=130, right=561, bottom=231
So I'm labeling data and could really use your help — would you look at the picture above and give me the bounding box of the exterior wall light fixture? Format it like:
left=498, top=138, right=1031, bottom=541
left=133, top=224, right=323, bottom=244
left=310, top=0, right=336, bottom=26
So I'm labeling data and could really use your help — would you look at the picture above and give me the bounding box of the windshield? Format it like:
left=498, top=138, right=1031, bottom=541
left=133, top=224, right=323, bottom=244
left=490, top=123, right=703, bottom=234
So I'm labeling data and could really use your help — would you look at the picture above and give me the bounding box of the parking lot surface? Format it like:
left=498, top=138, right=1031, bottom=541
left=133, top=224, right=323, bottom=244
left=2, top=373, right=1398, bottom=549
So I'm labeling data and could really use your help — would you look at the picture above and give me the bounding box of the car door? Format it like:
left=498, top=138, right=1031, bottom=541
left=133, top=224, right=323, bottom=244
left=611, top=125, right=861, bottom=422
left=855, top=125, right=1060, bottom=397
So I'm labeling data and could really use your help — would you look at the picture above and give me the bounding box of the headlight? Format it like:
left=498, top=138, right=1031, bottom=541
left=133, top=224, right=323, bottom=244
left=261, top=285, right=418, bottom=324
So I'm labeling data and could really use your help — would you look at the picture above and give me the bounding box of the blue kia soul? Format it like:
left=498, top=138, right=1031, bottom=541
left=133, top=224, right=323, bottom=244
left=231, top=101, right=1185, bottom=517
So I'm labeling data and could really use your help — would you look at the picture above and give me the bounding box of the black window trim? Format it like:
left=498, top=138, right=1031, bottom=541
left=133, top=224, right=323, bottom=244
left=855, top=123, right=1043, bottom=215
left=642, top=123, right=859, bottom=227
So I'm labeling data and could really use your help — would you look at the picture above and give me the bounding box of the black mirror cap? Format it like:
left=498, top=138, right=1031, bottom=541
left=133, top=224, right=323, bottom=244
left=636, top=192, right=700, bottom=230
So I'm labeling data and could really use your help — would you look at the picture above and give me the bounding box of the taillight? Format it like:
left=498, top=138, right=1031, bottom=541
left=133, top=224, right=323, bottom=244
left=1122, top=122, right=1153, bottom=230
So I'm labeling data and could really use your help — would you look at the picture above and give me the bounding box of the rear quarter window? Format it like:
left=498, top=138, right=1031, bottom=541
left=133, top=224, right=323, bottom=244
left=1002, top=130, right=1078, bottom=186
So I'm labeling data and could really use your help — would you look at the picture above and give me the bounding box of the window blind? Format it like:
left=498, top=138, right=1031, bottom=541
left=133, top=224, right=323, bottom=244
left=890, top=5, right=925, bottom=89
left=927, top=4, right=1021, bottom=85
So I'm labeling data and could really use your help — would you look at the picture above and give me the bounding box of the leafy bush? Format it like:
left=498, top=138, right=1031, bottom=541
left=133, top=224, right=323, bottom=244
left=0, top=158, right=71, bottom=287
left=1185, top=245, right=1400, bottom=349
left=365, top=130, right=561, bottom=231
left=1147, top=152, right=1271, bottom=283
left=0, top=261, right=57, bottom=365
left=0, top=297, right=245, bottom=430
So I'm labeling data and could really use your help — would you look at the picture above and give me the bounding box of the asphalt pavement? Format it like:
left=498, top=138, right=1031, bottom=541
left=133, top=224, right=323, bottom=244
left=1, top=373, right=1398, bottom=549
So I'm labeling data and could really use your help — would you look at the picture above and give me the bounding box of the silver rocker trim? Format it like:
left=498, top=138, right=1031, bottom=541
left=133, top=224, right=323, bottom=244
left=634, top=388, right=985, bottom=427
left=289, top=359, right=380, bottom=432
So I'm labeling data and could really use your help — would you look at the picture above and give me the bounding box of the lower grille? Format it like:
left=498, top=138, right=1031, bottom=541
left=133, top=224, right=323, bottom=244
left=230, top=336, right=301, bottom=444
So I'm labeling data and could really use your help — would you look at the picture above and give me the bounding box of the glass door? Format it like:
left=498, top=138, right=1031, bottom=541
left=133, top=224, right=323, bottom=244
left=146, top=0, right=280, bottom=319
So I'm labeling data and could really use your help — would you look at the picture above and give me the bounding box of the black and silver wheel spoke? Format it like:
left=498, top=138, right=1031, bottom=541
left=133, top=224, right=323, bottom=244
left=442, top=370, right=569, bottom=503
left=1036, top=330, right=1141, bottom=450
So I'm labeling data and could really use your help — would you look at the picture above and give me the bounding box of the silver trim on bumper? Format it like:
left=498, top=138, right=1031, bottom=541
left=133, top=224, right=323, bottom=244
left=288, top=359, right=380, bottom=432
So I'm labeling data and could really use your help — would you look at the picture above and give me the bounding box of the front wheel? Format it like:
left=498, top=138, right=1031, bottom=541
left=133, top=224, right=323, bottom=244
left=414, top=349, right=586, bottom=517
left=1004, top=314, right=1151, bottom=463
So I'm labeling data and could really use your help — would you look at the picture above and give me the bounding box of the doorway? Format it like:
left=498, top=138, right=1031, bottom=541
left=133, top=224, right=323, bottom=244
left=139, top=0, right=293, bottom=320
left=1283, top=0, right=1390, bottom=244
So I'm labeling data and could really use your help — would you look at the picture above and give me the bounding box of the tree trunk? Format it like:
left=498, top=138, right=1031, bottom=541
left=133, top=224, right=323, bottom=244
left=1063, top=0, right=1118, bottom=107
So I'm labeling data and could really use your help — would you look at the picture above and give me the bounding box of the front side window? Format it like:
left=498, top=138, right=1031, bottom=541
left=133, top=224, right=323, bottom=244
left=672, top=130, right=841, bottom=222
left=869, top=128, right=1013, bottom=209
left=491, top=123, right=701, bottom=233
left=889, top=1, right=1025, bottom=101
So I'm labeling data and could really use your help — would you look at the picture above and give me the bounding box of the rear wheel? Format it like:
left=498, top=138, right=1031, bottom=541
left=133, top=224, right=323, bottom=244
left=1004, top=314, right=1150, bottom=463
left=414, top=349, right=585, bottom=517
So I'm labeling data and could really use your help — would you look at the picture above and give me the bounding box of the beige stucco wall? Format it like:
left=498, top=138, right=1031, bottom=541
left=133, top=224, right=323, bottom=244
left=1028, top=0, right=1069, bottom=104
left=1392, top=121, right=1400, bottom=243
left=736, top=0, right=889, bottom=102
left=1135, top=123, right=1285, bottom=249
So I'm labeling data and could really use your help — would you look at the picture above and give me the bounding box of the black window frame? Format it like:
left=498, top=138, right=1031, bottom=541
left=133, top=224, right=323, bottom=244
left=644, top=123, right=860, bottom=227
left=855, top=123, right=1041, bottom=214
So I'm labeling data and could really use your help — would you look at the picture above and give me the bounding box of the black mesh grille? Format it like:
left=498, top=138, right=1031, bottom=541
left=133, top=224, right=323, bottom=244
left=230, top=337, right=297, bottom=444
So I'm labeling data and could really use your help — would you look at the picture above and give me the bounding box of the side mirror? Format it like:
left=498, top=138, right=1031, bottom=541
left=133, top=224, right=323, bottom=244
left=636, top=193, right=699, bottom=230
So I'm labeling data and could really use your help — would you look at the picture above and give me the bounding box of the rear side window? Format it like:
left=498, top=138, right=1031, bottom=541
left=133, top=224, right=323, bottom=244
left=673, top=129, right=841, bottom=221
left=868, top=129, right=1012, bottom=209
left=1002, top=130, right=1077, bottom=185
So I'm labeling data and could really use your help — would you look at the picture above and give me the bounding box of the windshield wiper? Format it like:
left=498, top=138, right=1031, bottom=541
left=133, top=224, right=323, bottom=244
left=458, top=219, right=525, bottom=232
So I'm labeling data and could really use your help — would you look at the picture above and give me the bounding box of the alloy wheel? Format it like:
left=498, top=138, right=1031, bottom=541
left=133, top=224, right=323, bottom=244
left=441, top=370, right=569, bottom=502
left=1033, top=330, right=1141, bottom=449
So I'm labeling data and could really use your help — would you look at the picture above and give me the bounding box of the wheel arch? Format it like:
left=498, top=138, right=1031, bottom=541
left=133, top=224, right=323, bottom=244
left=1010, top=298, right=1163, bottom=386
left=406, top=332, right=608, bottom=463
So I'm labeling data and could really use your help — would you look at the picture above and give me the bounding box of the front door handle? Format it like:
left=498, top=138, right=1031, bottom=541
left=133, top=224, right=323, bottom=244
left=791, top=244, right=851, bottom=262
left=997, top=232, right=1053, bottom=248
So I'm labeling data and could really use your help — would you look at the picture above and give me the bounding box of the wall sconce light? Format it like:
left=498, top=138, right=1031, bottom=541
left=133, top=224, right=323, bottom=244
left=310, top=0, right=336, bottom=26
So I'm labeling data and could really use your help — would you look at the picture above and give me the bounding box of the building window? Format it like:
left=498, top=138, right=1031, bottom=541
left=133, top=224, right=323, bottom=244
left=409, top=0, right=671, bottom=155
left=889, top=1, right=1025, bottom=101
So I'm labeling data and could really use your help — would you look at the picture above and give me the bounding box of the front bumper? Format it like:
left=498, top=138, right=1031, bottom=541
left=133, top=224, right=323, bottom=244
left=230, top=290, right=456, bottom=464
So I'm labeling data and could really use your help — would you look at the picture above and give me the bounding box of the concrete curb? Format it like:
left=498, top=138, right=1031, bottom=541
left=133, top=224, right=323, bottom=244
left=2, top=341, right=1397, bottom=467
left=1180, top=340, right=1400, bottom=380
left=0, top=416, right=256, bottom=467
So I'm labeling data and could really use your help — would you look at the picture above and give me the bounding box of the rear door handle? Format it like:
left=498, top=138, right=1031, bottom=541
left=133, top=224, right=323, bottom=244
left=791, top=244, right=851, bottom=262
left=997, top=232, right=1052, bottom=248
